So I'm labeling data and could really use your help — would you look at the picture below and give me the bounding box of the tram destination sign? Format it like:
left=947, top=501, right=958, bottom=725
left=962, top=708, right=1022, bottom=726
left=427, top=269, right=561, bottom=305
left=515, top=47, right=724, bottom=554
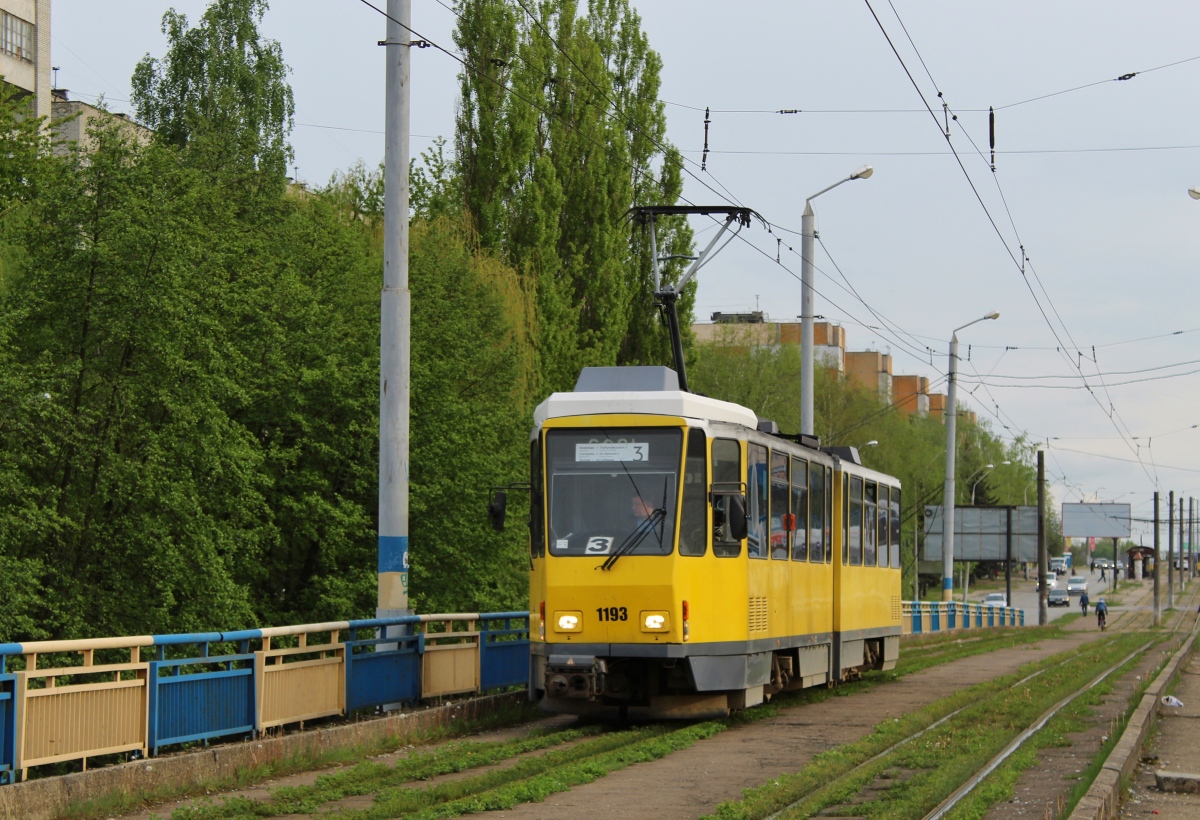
left=923, top=506, right=1039, bottom=561
left=1060, top=503, right=1131, bottom=539
left=575, top=442, right=649, bottom=462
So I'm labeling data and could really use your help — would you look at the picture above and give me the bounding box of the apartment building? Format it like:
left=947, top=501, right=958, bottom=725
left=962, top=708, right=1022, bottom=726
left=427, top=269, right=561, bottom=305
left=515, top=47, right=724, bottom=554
left=892, top=375, right=930, bottom=417
left=692, top=315, right=847, bottom=374
left=0, top=0, right=49, bottom=122
left=51, top=89, right=152, bottom=154
left=845, top=350, right=892, bottom=405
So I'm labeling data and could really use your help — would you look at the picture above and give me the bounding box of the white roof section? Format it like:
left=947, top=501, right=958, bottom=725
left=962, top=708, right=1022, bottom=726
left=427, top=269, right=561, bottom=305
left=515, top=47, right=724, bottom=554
left=534, top=390, right=758, bottom=429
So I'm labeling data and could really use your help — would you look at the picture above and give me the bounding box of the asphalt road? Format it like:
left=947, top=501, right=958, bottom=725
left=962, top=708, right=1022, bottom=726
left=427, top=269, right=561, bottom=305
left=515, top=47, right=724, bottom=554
left=968, top=566, right=1123, bottom=622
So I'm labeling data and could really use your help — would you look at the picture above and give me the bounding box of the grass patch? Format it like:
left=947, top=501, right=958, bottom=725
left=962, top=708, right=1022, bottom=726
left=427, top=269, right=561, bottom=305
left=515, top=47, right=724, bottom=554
left=702, top=633, right=1157, bottom=820
left=62, top=697, right=541, bottom=820
left=167, top=722, right=611, bottom=818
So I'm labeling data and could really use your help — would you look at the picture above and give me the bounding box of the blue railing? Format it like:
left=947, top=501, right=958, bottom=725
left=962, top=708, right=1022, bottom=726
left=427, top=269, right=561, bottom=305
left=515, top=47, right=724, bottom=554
left=903, top=602, right=1025, bottom=635
left=0, top=611, right=530, bottom=782
left=0, top=671, right=14, bottom=786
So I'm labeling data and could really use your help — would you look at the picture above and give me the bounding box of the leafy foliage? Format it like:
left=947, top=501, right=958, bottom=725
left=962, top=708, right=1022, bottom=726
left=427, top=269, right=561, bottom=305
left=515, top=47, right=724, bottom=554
left=0, top=0, right=690, bottom=640
left=131, top=0, right=294, bottom=177
left=453, top=0, right=693, bottom=394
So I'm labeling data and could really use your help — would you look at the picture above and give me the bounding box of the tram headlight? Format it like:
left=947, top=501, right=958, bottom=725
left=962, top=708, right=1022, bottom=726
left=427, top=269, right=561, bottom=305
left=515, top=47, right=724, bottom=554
left=640, top=611, right=670, bottom=633
left=554, top=611, right=583, bottom=633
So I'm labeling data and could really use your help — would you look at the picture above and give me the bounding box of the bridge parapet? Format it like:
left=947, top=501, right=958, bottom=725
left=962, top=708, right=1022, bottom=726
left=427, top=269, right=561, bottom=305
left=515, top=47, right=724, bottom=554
left=901, top=601, right=1025, bottom=635
left=0, top=612, right=529, bottom=783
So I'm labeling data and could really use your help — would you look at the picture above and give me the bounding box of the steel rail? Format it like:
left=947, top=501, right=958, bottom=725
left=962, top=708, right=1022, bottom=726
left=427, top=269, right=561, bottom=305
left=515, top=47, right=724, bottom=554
left=760, top=664, right=1059, bottom=820
left=921, top=641, right=1153, bottom=820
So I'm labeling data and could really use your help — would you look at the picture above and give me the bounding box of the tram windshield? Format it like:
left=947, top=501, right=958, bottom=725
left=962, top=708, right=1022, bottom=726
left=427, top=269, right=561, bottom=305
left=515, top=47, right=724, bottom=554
left=545, top=428, right=682, bottom=557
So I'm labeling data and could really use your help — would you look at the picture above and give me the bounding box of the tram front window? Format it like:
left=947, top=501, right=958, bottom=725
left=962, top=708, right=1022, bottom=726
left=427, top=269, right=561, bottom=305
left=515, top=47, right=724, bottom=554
left=545, top=428, right=682, bottom=557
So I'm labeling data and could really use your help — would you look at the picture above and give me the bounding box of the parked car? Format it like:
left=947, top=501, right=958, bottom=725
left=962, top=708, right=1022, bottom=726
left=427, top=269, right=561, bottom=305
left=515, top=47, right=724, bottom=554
left=983, top=592, right=1008, bottom=607
left=1067, top=576, right=1088, bottom=596
left=1048, top=589, right=1070, bottom=607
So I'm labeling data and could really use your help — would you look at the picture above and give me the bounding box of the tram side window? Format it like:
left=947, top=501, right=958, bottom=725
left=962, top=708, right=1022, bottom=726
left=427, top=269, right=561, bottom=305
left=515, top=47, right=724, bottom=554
left=747, top=443, right=768, bottom=558
left=849, top=476, right=863, bottom=565
left=679, top=430, right=708, bottom=556
left=809, top=462, right=824, bottom=563
left=770, top=451, right=790, bottom=559
left=877, top=486, right=890, bottom=567
left=792, top=457, right=809, bottom=561
left=891, top=488, right=902, bottom=568
left=826, top=467, right=833, bottom=563
left=530, top=436, right=545, bottom=557
left=712, top=438, right=743, bottom=557
left=864, top=482, right=877, bottom=566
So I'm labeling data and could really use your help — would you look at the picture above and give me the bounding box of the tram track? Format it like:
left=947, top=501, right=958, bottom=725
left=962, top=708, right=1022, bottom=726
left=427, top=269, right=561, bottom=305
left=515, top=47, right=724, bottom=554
left=709, top=621, right=1175, bottom=820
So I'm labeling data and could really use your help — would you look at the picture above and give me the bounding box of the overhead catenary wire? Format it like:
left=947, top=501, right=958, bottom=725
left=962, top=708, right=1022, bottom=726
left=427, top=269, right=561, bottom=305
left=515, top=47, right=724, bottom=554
left=360, top=0, right=1066, bottom=459
left=863, top=0, right=1157, bottom=489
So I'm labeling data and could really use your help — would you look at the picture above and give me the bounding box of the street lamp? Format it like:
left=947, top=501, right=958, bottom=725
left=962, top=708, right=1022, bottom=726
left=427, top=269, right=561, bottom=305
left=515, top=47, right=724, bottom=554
left=970, top=464, right=995, bottom=505
left=1189, top=187, right=1200, bottom=200
left=860, top=440, right=879, bottom=450
left=941, top=310, right=1001, bottom=601
left=801, top=165, right=874, bottom=436
left=970, top=460, right=1011, bottom=504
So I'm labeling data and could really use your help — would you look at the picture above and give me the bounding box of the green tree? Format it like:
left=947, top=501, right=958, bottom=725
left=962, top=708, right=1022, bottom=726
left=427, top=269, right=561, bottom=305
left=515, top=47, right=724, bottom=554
left=453, top=0, right=692, bottom=394
left=131, top=0, right=294, bottom=178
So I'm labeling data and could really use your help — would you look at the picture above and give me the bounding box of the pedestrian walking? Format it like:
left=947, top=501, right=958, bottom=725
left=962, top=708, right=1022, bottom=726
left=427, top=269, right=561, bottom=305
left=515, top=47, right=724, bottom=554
left=1080, top=590, right=1089, bottom=617
left=1100, top=565, right=1107, bottom=582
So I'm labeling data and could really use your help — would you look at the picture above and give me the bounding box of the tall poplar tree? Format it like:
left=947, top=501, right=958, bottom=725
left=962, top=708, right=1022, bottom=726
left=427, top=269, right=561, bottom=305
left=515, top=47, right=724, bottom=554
left=453, top=0, right=694, bottom=394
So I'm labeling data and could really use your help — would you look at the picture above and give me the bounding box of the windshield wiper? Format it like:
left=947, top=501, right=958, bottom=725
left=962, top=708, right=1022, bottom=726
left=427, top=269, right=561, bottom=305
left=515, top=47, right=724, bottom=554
left=599, top=477, right=669, bottom=571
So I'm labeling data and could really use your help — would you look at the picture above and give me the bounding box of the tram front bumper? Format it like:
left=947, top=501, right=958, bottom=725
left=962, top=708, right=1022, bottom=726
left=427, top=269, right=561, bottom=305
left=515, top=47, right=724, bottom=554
left=545, top=654, right=607, bottom=700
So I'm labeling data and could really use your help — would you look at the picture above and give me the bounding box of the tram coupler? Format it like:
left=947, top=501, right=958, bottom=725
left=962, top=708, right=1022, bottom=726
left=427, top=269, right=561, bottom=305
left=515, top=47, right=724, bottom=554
left=546, top=655, right=607, bottom=700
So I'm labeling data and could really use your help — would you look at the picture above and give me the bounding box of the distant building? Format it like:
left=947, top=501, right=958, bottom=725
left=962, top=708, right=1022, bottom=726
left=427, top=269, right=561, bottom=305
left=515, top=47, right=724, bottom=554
left=0, top=0, right=50, bottom=123
left=929, top=392, right=947, bottom=422
left=50, top=89, right=153, bottom=155
left=892, top=374, right=930, bottom=417
left=845, top=350, right=892, bottom=404
left=694, top=313, right=981, bottom=423
left=692, top=318, right=846, bottom=374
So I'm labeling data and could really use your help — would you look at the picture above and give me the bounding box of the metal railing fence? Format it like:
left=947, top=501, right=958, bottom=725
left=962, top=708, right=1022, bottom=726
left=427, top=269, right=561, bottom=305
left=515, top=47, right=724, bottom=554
left=0, top=611, right=529, bottom=782
left=901, top=601, right=1025, bottom=635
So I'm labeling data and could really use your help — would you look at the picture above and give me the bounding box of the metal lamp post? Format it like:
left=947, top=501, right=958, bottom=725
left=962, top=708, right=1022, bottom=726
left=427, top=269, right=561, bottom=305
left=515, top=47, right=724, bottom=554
left=970, top=464, right=995, bottom=505
left=801, top=165, right=874, bottom=436
left=941, top=311, right=1001, bottom=601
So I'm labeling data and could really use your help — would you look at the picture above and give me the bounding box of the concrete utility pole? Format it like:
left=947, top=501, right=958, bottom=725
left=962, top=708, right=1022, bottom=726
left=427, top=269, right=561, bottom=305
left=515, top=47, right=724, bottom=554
left=1168, top=491, right=1175, bottom=610
left=1037, top=450, right=1047, bottom=626
left=942, top=311, right=1000, bottom=602
left=1191, top=497, right=1195, bottom=581
left=1154, top=491, right=1160, bottom=626
left=378, top=0, right=412, bottom=621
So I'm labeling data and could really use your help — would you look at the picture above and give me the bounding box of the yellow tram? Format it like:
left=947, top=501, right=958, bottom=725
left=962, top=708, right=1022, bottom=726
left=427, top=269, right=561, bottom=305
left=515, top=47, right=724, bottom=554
left=524, top=365, right=903, bottom=719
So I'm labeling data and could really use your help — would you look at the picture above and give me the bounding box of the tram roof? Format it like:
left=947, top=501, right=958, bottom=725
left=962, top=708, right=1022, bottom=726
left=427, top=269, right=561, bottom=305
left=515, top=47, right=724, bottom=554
left=533, top=366, right=758, bottom=429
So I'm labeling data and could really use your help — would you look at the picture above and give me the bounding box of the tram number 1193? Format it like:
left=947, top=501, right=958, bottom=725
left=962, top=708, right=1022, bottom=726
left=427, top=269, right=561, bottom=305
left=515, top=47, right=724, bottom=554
left=596, top=606, right=628, bottom=622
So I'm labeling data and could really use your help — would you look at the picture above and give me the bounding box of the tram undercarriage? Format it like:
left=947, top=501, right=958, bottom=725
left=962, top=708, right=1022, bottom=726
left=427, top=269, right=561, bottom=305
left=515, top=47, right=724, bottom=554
left=535, top=636, right=899, bottom=719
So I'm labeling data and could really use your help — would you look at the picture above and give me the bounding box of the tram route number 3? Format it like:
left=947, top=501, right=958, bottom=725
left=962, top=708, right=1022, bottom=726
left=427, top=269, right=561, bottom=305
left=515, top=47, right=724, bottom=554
left=596, top=606, right=628, bottom=621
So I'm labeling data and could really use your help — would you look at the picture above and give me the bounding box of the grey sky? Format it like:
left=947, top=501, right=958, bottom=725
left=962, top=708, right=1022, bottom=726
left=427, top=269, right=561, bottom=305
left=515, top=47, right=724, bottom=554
left=51, top=1, right=1200, bottom=542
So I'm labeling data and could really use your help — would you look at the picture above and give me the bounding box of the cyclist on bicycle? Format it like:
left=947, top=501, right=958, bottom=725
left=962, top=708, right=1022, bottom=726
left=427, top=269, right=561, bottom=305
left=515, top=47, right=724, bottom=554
left=1095, top=598, right=1108, bottom=630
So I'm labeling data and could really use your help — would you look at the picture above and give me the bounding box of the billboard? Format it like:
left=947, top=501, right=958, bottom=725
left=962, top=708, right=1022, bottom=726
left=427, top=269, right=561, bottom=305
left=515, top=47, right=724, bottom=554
left=923, top=506, right=1039, bottom=561
left=1061, top=503, right=1131, bottom=539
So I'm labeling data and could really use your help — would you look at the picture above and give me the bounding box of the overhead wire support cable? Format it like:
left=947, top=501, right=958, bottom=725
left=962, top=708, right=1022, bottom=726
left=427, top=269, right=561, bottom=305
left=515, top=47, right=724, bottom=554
left=864, top=0, right=1157, bottom=487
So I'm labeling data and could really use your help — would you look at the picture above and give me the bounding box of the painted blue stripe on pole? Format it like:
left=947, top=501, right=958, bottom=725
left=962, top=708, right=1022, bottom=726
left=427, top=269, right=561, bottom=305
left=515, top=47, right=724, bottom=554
left=942, top=577, right=953, bottom=589
left=378, top=535, right=409, bottom=573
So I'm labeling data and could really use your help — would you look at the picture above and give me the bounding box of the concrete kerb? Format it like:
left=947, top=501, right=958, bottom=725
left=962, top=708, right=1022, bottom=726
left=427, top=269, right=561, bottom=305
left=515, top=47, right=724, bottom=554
left=1068, top=618, right=1200, bottom=820
left=0, top=690, right=525, bottom=820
